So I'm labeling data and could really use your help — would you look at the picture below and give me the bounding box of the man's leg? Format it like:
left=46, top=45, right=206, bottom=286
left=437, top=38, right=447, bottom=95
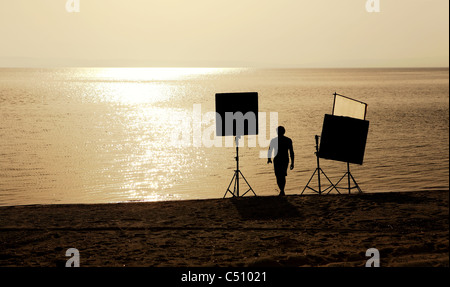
left=276, top=175, right=286, bottom=196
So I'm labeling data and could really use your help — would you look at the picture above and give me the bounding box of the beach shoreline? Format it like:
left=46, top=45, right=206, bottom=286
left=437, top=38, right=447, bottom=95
left=0, top=190, right=448, bottom=267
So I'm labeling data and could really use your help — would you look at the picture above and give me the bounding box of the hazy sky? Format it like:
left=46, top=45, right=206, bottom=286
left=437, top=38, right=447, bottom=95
left=0, top=0, right=448, bottom=67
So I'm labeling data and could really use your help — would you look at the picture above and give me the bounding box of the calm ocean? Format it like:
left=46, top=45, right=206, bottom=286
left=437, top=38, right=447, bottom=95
left=0, top=68, right=448, bottom=206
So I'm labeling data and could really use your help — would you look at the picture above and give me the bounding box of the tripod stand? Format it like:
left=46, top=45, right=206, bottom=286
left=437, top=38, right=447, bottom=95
left=223, top=135, right=257, bottom=198
left=334, top=162, right=362, bottom=194
left=301, top=135, right=339, bottom=195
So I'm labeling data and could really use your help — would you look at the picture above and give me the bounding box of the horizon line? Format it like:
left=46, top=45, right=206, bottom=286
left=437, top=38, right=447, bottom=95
left=0, top=65, right=448, bottom=69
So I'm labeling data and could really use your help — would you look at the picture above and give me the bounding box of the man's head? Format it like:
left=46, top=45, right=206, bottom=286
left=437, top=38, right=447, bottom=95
left=277, top=126, right=286, bottom=136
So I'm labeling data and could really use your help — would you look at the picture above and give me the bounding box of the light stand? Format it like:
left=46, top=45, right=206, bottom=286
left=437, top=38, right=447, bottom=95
left=223, top=135, right=257, bottom=198
left=334, top=162, right=362, bottom=194
left=301, top=135, right=339, bottom=195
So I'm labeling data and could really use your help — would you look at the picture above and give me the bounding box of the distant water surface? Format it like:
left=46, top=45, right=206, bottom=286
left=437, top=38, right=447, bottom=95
left=0, top=68, right=448, bottom=206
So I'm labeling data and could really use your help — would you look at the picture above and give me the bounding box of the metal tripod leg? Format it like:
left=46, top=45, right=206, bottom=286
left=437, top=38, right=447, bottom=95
left=322, top=169, right=340, bottom=194
left=223, top=136, right=257, bottom=198
left=223, top=169, right=256, bottom=198
left=334, top=162, right=362, bottom=194
left=224, top=170, right=237, bottom=198
left=301, top=168, right=339, bottom=195
left=301, top=168, right=318, bottom=195
left=238, top=170, right=256, bottom=197
left=301, top=135, right=339, bottom=195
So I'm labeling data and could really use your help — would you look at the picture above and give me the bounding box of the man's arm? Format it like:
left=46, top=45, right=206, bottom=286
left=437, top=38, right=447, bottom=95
left=267, top=139, right=273, bottom=164
left=289, top=140, right=294, bottom=170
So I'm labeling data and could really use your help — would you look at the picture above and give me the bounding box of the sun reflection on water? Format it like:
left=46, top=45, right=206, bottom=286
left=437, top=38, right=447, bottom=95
left=87, top=68, right=229, bottom=105
left=88, top=68, right=226, bottom=203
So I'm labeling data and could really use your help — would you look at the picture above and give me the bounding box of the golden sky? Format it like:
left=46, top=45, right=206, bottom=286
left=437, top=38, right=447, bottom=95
left=0, top=0, right=448, bottom=67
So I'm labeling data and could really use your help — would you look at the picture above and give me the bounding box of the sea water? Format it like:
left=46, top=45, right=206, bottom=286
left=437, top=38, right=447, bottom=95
left=0, top=68, right=448, bottom=206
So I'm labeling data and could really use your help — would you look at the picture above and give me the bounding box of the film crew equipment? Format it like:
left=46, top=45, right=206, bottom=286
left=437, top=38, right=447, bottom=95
left=302, top=92, right=369, bottom=195
left=332, top=92, right=367, bottom=121
left=215, top=92, right=258, bottom=198
left=319, top=113, right=369, bottom=193
left=301, top=135, right=339, bottom=195
left=319, top=92, right=369, bottom=194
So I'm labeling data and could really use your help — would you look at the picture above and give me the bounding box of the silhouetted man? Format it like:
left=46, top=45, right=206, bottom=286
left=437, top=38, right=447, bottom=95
left=267, top=126, right=294, bottom=196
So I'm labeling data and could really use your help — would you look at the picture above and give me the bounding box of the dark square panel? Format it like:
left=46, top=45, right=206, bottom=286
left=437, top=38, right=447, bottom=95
left=215, top=92, right=258, bottom=136
left=318, top=114, right=369, bottom=165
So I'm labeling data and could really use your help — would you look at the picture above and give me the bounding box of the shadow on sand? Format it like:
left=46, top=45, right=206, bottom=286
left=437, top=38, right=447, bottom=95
left=231, top=196, right=302, bottom=220
left=356, top=191, right=434, bottom=204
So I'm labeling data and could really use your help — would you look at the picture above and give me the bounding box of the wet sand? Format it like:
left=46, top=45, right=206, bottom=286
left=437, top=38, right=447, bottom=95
left=0, top=190, right=448, bottom=267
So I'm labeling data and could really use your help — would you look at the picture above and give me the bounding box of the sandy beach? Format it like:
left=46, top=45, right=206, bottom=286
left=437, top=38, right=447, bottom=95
left=0, top=190, right=448, bottom=267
